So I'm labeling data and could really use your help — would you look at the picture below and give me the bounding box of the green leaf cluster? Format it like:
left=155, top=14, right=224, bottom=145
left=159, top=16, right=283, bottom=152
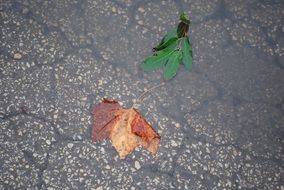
left=141, top=13, right=192, bottom=80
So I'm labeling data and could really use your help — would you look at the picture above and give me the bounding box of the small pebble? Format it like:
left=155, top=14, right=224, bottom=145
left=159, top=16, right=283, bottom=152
left=174, top=122, right=181, bottom=128
left=67, top=143, right=73, bottom=149
left=138, top=7, right=145, bottom=13
left=22, top=8, right=29, bottom=14
left=13, top=53, right=22, bottom=60
left=46, top=140, right=51, bottom=145
left=171, top=140, right=178, bottom=147
left=134, top=161, right=141, bottom=170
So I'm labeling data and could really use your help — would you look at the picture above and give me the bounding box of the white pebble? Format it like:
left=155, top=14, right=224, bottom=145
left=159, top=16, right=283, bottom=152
left=67, top=143, right=73, bottom=149
left=134, top=161, right=141, bottom=170
left=13, top=53, right=22, bottom=60
left=171, top=140, right=178, bottom=147
left=46, top=140, right=51, bottom=145
left=138, top=7, right=145, bottom=13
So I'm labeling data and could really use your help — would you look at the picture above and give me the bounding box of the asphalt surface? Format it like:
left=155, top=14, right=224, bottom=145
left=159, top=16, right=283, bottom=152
left=0, top=0, right=284, bottom=189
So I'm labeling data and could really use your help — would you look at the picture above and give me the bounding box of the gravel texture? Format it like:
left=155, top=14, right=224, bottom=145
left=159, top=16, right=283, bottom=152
left=0, top=0, right=283, bottom=189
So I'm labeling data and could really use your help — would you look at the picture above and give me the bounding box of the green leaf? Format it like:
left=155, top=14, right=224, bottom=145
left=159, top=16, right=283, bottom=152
left=142, top=50, right=174, bottom=72
left=163, top=39, right=178, bottom=52
left=154, top=30, right=177, bottom=51
left=164, top=50, right=182, bottom=80
left=179, top=13, right=190, bottom=25
left=182, top=36, right=193, bottom=71
left=142, top=13, right=193, bottom=80
left=154, top=37, right=178, bottom=52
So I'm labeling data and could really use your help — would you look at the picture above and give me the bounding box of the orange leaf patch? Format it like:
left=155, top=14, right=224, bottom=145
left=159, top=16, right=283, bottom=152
left=92, top=99, right=160, bottom=159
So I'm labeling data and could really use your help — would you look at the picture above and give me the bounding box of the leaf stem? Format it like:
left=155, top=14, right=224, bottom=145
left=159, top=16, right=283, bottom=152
left=177, top=37, right=183, bottom=50
left=133, top=82, right=165, bottom=108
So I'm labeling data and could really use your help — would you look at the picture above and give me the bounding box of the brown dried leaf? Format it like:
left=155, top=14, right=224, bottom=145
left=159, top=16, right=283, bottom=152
left=91, top=99, right=121, bottom=142
left=92, top=99, right=160, bottom=159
